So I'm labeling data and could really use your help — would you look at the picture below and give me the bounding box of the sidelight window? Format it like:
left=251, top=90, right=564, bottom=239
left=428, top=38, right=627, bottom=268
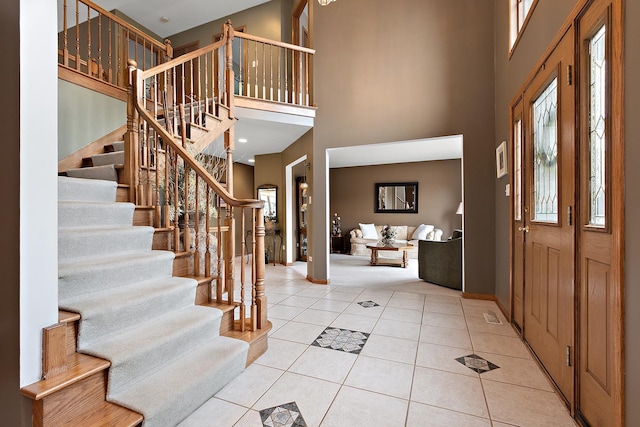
left=588, top=25, right=607, bottom=227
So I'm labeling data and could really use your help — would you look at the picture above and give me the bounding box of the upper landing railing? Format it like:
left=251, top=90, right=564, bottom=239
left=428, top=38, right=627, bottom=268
left=58, top=0, right=316, bottom=110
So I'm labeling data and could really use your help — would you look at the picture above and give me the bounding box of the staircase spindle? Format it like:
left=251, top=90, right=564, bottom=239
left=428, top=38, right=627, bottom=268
left=205, top=189, right=211, bottom=278
left=239, top=210, right=246, bottom=332
left=194, top=174, right=200, bottom=277
left=216, top=198, right=223, bottom=302
left=63, top=0, right=69, bottom=66
left=87, top=5, right=91, bottom=75
left=75, top=0, right=80, bottom=71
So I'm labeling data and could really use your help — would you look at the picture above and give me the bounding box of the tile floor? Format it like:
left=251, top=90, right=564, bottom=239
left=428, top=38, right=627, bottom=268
left=179, top=254, right=577, bottom=427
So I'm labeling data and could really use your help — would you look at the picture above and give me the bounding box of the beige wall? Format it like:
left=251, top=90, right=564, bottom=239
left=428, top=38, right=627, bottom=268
left=313, top=0, right=495, bottom=292
left=330, top=160, right=462, bottom=239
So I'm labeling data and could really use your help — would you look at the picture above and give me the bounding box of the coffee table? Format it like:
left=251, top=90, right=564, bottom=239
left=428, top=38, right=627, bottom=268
left=366, top=243, right=414, bottom=268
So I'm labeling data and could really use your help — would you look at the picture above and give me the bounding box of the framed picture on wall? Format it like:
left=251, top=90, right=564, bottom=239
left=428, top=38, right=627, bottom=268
left=496, top=140, right=508, bottom=178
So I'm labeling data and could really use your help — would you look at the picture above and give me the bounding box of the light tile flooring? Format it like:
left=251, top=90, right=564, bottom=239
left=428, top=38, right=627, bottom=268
left=180, top=254, right=577, bottom=427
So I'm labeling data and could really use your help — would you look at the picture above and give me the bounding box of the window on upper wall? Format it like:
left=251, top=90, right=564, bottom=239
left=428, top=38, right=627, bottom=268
left=510, top=0, right=538, bottom=53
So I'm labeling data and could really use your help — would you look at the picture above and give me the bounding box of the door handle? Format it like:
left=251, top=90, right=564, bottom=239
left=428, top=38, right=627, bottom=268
left=518, top=225, right=530, bottom=233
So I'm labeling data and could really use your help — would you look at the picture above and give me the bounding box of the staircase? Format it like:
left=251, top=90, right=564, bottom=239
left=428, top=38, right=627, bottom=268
left=20, top=175, right=250, bottom=426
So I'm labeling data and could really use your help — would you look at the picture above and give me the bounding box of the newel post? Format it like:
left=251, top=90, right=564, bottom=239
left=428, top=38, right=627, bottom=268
left=254, top=207, right=267, bottom=329
left=125, top=59, right=140, bottom=204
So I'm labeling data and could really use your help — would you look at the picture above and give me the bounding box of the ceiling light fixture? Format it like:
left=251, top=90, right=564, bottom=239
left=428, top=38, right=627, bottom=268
left=318, top=0, right=337, bottom=5
left=248, top=159, right=255, bottom=163
left=160, top=16, right=169, bottom=23
left=238, top=138, right=248, bottom=143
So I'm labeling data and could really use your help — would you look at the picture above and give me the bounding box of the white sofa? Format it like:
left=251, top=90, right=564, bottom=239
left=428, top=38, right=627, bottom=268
left=349, top=224, right=443, bottom=259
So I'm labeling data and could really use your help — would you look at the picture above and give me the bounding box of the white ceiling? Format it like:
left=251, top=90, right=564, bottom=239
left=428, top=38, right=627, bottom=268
left=91, top=0, right=270, bottom=37
left=327, top=135, right=463, bottom=169
left=82, top=0, right=463, bottom=168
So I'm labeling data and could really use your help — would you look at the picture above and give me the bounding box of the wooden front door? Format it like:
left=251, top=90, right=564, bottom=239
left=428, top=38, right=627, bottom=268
left=522, top=29, right=575, bottom=406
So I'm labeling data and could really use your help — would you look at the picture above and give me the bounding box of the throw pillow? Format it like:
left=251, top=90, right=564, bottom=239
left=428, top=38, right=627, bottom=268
left=412, top=224, right=435, bottom=240
left=359, top=223, right=378, bottom=239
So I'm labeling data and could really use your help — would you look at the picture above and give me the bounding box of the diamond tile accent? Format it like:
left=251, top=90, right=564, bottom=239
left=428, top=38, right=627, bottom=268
left=260, top=401, right=307, bottom=427
left=311, top=327, right=370, bottom=354
left=357, top=300, right=380, bottom=308
left=455, top=354, right=499, bottom=373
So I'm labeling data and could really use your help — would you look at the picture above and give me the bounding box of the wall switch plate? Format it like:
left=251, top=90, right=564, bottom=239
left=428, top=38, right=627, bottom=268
left=308, top=256, right=312, bottom=262
left=505, top=184, right=510, bottom=196
left=308, top=196, right=312, bottom=204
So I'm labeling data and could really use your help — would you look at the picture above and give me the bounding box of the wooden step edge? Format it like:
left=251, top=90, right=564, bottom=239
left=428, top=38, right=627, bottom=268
left=21, top=353, right=110, bottom=401
left=134, top=205, right=155, bottom=211
left=224, top=320, right=272, bottom=342
left=66, top=401, right=143, bottom=427
left=117, top=183, right=130, bottom=189
left=58, top=310, right=81, bottom=324
left=174, top=251, right=192, bottom=259
left=114, top=164, right=124, bottom=170
left=153, top=226, right=174, bottom=233
left=182, top=275, right=216, bottom=285
left=198, top=300, right=237, bottom=314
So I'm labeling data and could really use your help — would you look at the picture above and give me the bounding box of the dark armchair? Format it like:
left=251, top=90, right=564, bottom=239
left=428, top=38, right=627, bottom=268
left=418, top=235, right=462, bottom=290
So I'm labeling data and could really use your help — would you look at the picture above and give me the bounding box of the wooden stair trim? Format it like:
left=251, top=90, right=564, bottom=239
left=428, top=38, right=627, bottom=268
left=65, top=401, right=143, bottom=427
left=224, top=320, right=272, bottom=366
left=21, top=353, right=110, bottom=401
left=58, top=311, right=81, bottom=323
left=198, top=300, right=236, bottom=314
left=58, top=124, right=127, bottom=173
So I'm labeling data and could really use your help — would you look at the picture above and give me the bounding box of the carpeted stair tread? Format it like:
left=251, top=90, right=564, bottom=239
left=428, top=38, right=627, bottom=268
left=60, top=276, right=199, bottom=346
left=84, top=306, right=223, bottom=396
left=110, top=140, right=125, bottom=152
left=59, top=176, right=117, bottom=202
left=91, top=151, right=125, bottom=166
left=109, top=336, right=248, bottom=427
left=59, top=250, right=175, bottom=300
left=59, top=201, right=135, bottom=228
left=58, top=226, right=155, bottom=262
left=66, top=164, right=119, bottom=182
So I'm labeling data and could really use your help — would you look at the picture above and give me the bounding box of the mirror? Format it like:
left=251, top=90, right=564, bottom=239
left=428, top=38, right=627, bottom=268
left=257, top=185, right=277, bottom=220
left=375, top=182, right=419, bottom=213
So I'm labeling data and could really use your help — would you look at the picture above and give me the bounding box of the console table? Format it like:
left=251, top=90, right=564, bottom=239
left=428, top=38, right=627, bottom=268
left=366, top=243, right=413, bottom=268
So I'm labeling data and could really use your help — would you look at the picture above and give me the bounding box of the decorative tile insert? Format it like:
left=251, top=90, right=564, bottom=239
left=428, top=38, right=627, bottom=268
left=260, top=401, right=307, bottom=427
left=312, top=327, right=370, bottom=354
left=455, top=354, right=500, bottom=374
left=357, top=300, right=380, bottom=308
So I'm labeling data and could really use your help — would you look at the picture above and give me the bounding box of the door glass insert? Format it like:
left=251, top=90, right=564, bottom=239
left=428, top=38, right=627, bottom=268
left=514, top=118, right=523, bottom=221
left=532, top=77, right=559, bottom=223
left=589, top=25, right=606, bottom=227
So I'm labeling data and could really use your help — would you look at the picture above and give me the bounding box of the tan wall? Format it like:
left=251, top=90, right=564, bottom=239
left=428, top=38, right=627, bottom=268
left=2, top=0, right=22, bottom=423
left=232, top=162, right=255, bottom=256
left=168, top=0, right=290, bottom=49
left=312, top=0, right=495, bottom=292
left=330, top=160, right=462, bottom=239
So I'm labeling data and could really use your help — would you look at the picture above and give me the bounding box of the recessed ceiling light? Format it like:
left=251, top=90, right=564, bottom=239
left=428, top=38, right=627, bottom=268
left=160, top=16, right=170, bottom=23
left=248, top=159, right=255, bottom=163
left=238, top=138, right=248, bottom=143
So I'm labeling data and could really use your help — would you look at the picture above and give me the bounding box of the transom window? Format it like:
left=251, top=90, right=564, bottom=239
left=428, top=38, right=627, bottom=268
left=510, top=0, right=538, bottom=51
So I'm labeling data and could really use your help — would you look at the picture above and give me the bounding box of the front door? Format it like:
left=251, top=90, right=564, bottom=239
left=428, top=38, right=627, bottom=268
left=522, top=29, right=575, bottom=405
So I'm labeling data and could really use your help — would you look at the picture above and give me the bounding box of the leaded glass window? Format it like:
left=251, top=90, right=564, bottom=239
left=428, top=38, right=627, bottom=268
left=514, top=118, right=523, bottom=221
left=532, top=77, right=558, bottom=223
left=589, top=25, right=606, bottom=227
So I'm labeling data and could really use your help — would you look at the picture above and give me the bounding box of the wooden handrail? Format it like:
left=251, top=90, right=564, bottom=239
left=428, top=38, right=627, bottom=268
left=137, top=37, right=227, bottom=79
left=235, top=32, right=316, bottom=55
left=133, top=82, right=262, bottom=210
